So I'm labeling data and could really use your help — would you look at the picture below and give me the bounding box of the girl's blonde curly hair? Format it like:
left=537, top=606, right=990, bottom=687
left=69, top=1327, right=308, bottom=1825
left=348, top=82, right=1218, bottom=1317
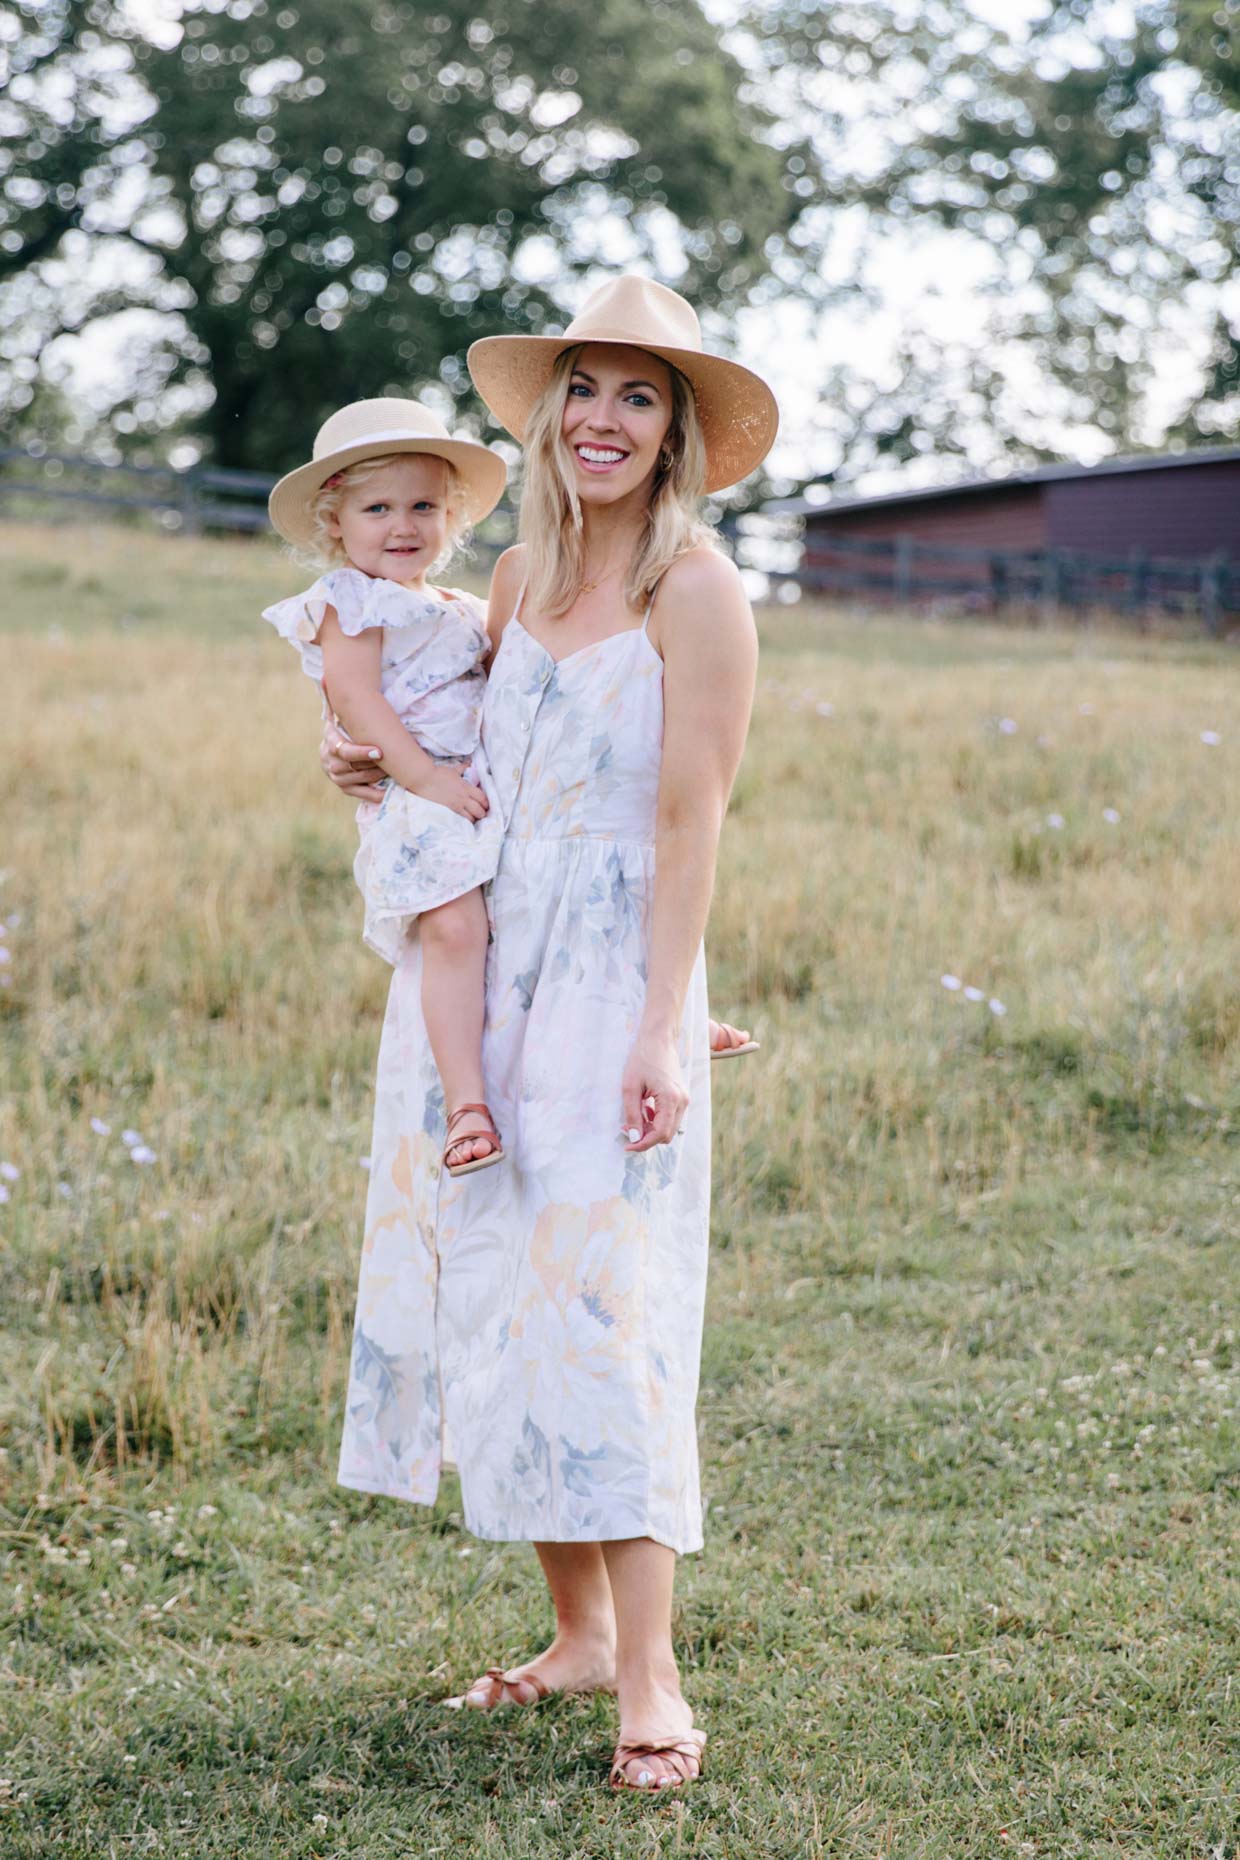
left=302, top=452, right=473, bottom=575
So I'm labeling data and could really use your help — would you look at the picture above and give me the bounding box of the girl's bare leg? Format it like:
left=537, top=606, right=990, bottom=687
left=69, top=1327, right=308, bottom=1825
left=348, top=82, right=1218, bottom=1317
left=419, top=889, right=493, bottom=1167
left=458, top=1543, right=618, bottom=1706
left=602, top=1537, right=699, bottom=1789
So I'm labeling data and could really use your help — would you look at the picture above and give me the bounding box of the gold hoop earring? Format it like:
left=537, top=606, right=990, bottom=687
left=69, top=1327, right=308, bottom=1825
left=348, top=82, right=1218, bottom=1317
left=659, top=448, right=674, bottom=470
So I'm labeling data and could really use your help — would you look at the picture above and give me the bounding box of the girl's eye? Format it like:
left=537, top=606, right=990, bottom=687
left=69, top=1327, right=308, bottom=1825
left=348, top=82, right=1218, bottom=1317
left=364, top=503, right=388, bottom=514
left=414, top=501, right=436, bottom=512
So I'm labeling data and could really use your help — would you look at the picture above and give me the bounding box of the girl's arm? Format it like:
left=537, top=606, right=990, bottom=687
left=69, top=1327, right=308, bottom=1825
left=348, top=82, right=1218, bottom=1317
left=620, top=548, right=757, bottom=1151
left=318, top=609, right=487, bottom=818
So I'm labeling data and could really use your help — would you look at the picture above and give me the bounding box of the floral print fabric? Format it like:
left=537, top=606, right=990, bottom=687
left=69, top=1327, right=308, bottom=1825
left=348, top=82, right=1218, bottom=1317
left=335, top=605, right=713, bottom=1554
left=262, top=569, right=502, bottom=964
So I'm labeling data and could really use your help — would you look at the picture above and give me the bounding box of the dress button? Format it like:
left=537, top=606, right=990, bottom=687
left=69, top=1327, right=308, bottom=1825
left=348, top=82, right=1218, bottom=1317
left=512, top=766, right=521, bottom=781
left=429, top=1164, right=440, bottom=1180
left=521, top=719, right=530, bottom=733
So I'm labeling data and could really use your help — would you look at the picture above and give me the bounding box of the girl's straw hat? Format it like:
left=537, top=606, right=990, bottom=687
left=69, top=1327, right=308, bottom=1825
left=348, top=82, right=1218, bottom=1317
left=268, top=398, right=508, bottom=545
left=467, top=276, right=779, bottom=493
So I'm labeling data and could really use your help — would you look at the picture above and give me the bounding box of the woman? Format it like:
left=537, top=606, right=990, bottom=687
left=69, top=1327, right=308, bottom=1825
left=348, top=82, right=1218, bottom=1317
left=322, top=276, right=777, bottom=1791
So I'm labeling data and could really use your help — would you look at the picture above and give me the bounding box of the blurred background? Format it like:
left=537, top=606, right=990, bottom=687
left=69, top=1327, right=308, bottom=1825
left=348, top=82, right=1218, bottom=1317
left=2, top=0, right=1238, bottom=502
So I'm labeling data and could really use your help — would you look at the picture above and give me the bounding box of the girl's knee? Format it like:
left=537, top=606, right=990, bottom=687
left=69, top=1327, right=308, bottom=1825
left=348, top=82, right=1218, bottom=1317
left=421, top=892, right=486, bottom=957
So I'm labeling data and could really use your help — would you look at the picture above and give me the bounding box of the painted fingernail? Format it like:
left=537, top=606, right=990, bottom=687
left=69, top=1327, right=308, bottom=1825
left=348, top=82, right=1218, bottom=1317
left=626, top=1128, right=641, bottom=1143
left=368, top=749, right=381, bottom=759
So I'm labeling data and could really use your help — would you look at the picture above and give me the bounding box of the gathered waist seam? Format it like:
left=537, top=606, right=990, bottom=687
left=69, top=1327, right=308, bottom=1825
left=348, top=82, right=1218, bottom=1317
left=501, top=833, right=654, bottom=851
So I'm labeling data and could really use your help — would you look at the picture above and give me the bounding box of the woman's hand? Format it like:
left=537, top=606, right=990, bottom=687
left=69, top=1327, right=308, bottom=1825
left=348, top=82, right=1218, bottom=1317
left=621, top=1028, right=689, bottom=1152
left=320, top=724, right=388, bottom=797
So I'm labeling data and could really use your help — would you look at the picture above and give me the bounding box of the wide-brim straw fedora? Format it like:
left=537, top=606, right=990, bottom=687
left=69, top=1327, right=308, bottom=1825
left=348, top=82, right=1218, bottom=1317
left=467, top=276, right=779, bottom=494
left=268, top=397, right=508, bottom=545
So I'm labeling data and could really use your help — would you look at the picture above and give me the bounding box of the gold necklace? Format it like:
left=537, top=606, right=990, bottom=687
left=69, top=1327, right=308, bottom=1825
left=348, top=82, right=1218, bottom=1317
left=579, top=561, right=624, bottom=597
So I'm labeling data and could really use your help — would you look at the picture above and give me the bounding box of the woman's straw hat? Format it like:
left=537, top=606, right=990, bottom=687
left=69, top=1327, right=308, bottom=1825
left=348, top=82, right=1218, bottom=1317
left=467, top=276, right=779, bottom=493
left=268, top=398, right=508, bottom=545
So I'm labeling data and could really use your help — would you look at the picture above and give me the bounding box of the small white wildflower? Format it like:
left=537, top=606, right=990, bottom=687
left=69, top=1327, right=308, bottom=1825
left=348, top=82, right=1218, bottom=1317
left=1046, top=813, right=1065, bottom=830
left=56, top=1182, right=72, bottom=1199
left=121, top=1129, right=142, bottom=1148
left=815, top=701, right=834, bottom=718
left=197, top=1504, right=218, bottom=1520
left=312, top=1814, right=329, bottom=1830
left=1200, top=729, right=1221, bottom=746
left=0, top=1162, right=18, bottom=1182
left=1102, top=807, right=1120, bottom=824
left=963, top=986, right=984, bottom=1003
left=90, top=1117, right=111, bottom=1137
left=988, top=998, right=1007, bottom=1017
left=998, top=717, right=1018, bottom=735
left=0, top=1185, right=11, bottom=1204
left=0, top=948, right=10, bottom=965
left=130, top=1146, right=158, bottom=1166
left=940, top=974, right=962, bottom=992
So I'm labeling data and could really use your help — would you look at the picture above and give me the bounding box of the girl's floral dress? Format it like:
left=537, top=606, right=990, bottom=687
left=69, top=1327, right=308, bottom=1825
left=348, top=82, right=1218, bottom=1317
left=335, top=593, right=713, bottom=1555
left=262, top=568, right=503, bottom=963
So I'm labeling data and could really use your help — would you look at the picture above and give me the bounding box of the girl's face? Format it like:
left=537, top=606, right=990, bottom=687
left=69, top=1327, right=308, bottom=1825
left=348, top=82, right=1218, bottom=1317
left=327, top=455, right=451, bottom=584
left=560, top=343, right=675, bottom=508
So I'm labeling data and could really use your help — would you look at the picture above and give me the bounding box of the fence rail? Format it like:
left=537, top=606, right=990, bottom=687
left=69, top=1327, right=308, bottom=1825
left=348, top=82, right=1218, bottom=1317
left=800, top=529, right=1238, bottom=631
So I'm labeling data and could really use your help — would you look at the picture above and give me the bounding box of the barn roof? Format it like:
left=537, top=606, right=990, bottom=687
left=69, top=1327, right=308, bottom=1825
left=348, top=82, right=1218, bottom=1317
left=780, top=444, right=1240, bottom=521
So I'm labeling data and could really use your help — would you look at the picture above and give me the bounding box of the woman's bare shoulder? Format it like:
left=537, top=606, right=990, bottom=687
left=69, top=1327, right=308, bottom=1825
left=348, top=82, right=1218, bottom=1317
left=484, top=543, right=528, bottom=653
left=653, top=545, right=753, bottom=660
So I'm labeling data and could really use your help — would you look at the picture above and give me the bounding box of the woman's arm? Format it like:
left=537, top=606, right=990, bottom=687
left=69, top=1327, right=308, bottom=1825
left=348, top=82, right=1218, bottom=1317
left=621, top=549, right=757, bottom=1151
left=319, top=610, right=488, bottom=819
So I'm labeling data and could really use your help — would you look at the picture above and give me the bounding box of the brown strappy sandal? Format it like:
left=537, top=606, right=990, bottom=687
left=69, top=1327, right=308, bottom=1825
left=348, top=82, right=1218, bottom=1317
left=445, top=1664, right=551, bottom=1710
left=443, top=1102, right=505, bottom=1177
left=609, top=1727, right=707, bottom=1792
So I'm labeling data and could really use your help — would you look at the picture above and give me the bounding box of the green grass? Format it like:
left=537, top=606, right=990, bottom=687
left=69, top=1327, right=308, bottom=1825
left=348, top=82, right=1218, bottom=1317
left=1, top=520, right=1237, bottom=1856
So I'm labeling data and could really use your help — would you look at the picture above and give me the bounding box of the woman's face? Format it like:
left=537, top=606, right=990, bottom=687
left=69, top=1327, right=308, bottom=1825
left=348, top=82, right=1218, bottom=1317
left=560, top=343, right=675, bottom=507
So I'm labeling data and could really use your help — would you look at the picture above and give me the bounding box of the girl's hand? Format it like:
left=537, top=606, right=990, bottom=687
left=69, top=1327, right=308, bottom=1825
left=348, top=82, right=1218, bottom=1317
left=419, top=766, right=490, bottom=821
left=621, top=1029, right=689, bottom=1152
left=320, top=725, right=388, bottom=796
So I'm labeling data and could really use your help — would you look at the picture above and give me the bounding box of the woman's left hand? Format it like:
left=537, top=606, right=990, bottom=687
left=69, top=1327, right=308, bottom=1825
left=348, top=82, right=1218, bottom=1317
left=621, top=1029, right=689, bottom=1152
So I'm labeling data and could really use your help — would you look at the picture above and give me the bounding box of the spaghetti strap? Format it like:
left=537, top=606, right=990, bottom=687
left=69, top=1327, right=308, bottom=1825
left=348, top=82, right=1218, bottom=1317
left=641, top=577, right=662, bottom=634
left=512, top=581, right=527, bottom=622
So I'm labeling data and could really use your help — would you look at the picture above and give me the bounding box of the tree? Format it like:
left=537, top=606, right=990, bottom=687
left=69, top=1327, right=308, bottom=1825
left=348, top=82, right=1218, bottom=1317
left=124, top=0, right=809, bottom=469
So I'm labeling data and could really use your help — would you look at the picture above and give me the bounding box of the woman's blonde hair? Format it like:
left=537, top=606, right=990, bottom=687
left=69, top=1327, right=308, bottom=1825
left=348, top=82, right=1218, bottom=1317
left=303, top=451, right=472, bottom=573
left=517, top=346, right=718, bottom=617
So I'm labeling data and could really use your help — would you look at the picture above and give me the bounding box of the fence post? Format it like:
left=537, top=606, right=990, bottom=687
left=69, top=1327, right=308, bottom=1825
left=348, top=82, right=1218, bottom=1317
left=179, top=467, right=203, bottom=536
left=1040, top=549, right=1063, bottom=623
left=894, top=533, right=914, bottom=608
left=1127, top=549, right=1149, bottom=620
left=1200, top=552, right=1225, bottom=637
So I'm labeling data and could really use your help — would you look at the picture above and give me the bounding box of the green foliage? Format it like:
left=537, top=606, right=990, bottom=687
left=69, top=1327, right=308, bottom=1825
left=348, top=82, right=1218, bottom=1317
left=126, top=0, right=799, bottom=468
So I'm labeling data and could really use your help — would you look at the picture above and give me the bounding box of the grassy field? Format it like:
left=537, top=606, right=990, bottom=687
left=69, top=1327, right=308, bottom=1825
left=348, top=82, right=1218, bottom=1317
left=1, top=518, right=1237, bottom=1857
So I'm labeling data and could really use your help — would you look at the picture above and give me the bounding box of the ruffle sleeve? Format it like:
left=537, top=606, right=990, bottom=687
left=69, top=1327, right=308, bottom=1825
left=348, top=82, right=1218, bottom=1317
left=260, top=568, right=381, bottom=683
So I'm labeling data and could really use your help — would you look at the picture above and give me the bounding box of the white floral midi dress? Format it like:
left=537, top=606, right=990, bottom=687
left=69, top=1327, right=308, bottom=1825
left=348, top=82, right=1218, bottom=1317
left=336, top=594, right=713, bottom=1554
left=262, top=569, right=503, bottom=964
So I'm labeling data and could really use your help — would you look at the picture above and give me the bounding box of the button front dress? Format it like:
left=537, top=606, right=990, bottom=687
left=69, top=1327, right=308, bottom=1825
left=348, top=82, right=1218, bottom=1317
left=336, top=597, right=713, bottom=1554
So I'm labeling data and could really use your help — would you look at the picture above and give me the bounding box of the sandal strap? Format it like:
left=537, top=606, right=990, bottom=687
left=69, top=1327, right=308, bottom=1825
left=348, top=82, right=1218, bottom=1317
left=609, top=1730, right=705, bottom=1785
left=446, top=1102, right=496, bottom=1133
left=477, top=1665, right=550, bottom=1703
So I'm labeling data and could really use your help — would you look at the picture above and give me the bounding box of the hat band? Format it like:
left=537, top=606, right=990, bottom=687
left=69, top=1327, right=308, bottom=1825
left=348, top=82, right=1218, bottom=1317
left=315, top=425, right=451, bottom=458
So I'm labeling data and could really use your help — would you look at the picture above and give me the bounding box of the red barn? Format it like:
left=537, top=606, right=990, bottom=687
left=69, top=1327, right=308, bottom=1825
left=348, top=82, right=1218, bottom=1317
left=792, top=446, right=1240, bottom=623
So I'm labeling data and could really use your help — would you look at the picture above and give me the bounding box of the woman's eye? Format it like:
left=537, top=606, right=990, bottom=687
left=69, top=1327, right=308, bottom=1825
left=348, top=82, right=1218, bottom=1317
left=626, top=393, right=652, bottom=408
left=569, top=381, right=592, bottom=397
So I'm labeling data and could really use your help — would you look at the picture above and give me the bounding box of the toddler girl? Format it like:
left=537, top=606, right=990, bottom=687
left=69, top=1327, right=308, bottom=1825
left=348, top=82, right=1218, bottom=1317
left=263, top=398, right=509, bottom=1177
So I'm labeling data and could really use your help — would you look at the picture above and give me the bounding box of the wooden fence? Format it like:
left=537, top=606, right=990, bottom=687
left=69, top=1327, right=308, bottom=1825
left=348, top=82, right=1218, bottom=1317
left=4, top=445, right=1236, bottom=630
left=799, top=529, right=1239, bottom=632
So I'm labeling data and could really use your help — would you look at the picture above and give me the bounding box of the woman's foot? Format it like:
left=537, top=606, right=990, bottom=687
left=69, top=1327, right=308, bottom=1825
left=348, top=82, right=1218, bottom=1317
left=612, top=1665, right=703, bottom=1790
left=447, top=1627, right=617, bottom=1710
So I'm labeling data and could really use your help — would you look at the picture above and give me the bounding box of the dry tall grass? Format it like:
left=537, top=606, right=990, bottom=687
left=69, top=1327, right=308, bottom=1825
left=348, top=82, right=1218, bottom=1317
left=1, top=520, right=1236, bottom=1855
